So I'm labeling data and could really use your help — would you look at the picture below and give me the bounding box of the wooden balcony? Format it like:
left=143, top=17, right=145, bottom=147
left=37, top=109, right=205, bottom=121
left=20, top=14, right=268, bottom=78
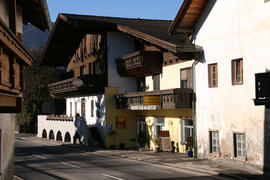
left=48, top=74, right=105, bottom=98
left=116, top=50, right=163, bottom=77
left=115, top=88, right=193, bottom=110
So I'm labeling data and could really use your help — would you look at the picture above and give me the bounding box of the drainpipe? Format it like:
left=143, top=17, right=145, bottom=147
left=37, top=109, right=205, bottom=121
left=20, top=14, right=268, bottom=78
left=192, top=51, right=201, bottom=159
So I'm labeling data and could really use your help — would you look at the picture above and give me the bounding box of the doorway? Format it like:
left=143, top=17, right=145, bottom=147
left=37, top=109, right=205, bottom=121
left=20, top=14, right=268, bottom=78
left=136, top=116, right=149, bottom=148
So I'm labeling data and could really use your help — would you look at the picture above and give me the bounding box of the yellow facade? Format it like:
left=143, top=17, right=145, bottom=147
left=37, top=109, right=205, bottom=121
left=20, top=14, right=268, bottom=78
left=105, top=87, right=192, bottom=152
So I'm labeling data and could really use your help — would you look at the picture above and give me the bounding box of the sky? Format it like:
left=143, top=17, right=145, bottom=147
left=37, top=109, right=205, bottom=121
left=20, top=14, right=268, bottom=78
left=47, top=0, right=183, bottom=22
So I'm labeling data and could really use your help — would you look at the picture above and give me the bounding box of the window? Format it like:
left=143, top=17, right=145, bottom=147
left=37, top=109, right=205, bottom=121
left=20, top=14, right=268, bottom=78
left=80, top=66, right=85, bottom=76
left=152, top=74, right=160, bottom=91
left=154, top=117, right=164, bottom=137
left=81, top=98, right=85, bottom=119
left=75, top=102, right=77, bottom=115
left=210, top=131, right=219, bottom=153
left=232, top=59, right=243, bottom=85
left=91, top=100, right=94, bottom=117
left=234, top=133, right=246, bottom=158
left=70, top=102, right=72, bottom=117
left=180, top=68, right=192, bottom=88
left=180, top=119, right=193, bottom=145
left=137, top=76, right=146, bottom=92
left=208, top=63, right=218, bottom=88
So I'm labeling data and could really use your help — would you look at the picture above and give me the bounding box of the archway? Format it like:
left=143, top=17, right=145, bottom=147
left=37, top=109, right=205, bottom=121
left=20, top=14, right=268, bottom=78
left=73, top=132, right=81, bottom=144
left=49, top=130, right=55, bottom=140
left=56, top=131, right=63, bottom=141
left=42, top=129, right=47, bottom=138
left=64, top=132, right=71, bottom=142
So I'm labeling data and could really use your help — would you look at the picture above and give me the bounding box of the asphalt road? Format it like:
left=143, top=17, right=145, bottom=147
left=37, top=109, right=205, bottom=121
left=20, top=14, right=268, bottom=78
left=15, top=137, right=233, bottom=180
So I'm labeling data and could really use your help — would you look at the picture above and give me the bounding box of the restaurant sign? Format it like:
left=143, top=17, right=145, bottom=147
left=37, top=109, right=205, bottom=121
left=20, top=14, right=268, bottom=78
left=144, top=96, right=160, bottom=105
left=130, top=105, right=157, bottom=110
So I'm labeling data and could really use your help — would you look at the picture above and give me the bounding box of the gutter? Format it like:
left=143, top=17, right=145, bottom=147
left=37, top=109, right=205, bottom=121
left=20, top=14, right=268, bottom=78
left=192, top=49, right=202, bottom=159
left=40, top=0, right=52, bottom=30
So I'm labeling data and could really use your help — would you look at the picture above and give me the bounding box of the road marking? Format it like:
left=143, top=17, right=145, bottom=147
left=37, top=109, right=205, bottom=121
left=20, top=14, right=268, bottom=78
left=13, top=175, right=24, bottom=180
left=61, top=162, right=80, bottom=168
left=102, top=173, right=124, bottom=180
left=32, top=154, right=46, bottom=159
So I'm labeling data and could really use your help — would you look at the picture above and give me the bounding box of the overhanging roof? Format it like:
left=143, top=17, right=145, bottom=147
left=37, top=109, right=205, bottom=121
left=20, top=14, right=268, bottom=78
left=41, top=13, right=201, bottom=66
left=169, top=0, right=209, bottom=35
left=18, top=0, right=52, bottom=31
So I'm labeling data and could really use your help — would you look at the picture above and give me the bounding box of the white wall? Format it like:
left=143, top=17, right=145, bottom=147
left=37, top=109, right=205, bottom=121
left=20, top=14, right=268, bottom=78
left=66, top=94, right=106, bottom=143
left=146, top=61, right=194, bottom=91
left=0, top=113, right=15, bottom=180
left=107, top=32, right=137, bottom=93
left=194, top=0, right=270, bottom=166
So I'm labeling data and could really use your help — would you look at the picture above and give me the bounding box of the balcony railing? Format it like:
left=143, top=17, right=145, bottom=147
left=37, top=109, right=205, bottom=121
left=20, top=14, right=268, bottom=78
left=46, top=115, right=73, bottom=122
left=115, top=88, right=193, bottom=110
left=116, top=50, right=163, bottom=77
left=48, top=74, right=105, bottom=98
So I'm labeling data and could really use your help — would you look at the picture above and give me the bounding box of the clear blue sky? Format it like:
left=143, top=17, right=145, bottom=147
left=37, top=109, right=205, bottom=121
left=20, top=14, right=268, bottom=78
left=47, top=0, right=183, bottom=22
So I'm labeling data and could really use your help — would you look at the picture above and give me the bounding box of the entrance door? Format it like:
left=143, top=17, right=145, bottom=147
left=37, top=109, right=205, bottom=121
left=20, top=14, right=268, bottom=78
left=136, top=116, right=148, bottom=148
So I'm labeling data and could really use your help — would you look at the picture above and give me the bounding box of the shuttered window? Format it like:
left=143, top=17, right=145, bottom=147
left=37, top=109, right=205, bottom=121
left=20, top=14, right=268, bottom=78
left=180, top=68, right=192, bottom=88
left=152, top=74, right=160, bottom=91
left=208, top=63, right=218, bottom=88
left=232, top=59, right=243, bottom=85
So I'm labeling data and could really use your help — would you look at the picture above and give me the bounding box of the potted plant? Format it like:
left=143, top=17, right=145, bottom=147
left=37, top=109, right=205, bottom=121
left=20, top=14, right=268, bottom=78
left=186, top=136, right=193, bottom=157
left=108, top=130, right=118, bottom=149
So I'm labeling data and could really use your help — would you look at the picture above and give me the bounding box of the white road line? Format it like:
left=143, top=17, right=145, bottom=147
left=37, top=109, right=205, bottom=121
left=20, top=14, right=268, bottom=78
left=32, top=154, right=47, bottom=159
left=61, top=162, right=80, bottom=168
left=102, top=173, right=124, bottom=180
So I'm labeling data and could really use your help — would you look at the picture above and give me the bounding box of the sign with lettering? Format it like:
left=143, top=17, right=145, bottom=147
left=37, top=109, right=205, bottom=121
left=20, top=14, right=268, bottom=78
left=144, top=96, right=160, bottom=105
left=130, top=105, right=158, bottom=110
left=116, top=117, right=126, bottom=129
left=160, top=130, right=171, bottom=151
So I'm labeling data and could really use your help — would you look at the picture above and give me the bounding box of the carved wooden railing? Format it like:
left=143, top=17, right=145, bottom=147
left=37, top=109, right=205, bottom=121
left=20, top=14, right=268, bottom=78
left=115, top=88, right=193, bottom=110
left=116, top=50, right=162, bottom=77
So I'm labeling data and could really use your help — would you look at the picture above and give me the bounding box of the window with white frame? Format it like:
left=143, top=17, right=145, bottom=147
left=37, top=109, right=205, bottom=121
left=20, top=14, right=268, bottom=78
left=154, top=117, right=164, bottom=137
left=210, top=131, right=219, bottom=153
left=180, top=119, right=193, bottom=145
left=234, top=133, right=246, bottom=158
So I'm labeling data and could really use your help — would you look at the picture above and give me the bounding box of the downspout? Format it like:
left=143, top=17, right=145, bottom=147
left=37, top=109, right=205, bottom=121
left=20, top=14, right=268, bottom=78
left=192, top=50, right=202, bottom=159
left=40, top=0, right=52, bottom=30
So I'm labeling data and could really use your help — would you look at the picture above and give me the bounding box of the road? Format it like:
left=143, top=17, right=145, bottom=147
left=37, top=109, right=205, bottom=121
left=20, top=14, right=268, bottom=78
left=15, top=136, right=233, bottom=180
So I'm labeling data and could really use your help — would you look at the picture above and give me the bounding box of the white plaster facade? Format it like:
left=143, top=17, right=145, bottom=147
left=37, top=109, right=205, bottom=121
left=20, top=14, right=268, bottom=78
left=193, top=0, right=270, bottom=167
left=107, top=32, right=137, bottom=93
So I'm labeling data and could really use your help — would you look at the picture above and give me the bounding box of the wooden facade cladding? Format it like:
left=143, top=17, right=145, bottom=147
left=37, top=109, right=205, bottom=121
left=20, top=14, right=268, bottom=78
left=48, top=74, right=106, bottom=98
left=115, top=88, right=193, bottom=110
left=116, top=50, right=163, bottom=77
left=0, top=19, right=33, bottom=66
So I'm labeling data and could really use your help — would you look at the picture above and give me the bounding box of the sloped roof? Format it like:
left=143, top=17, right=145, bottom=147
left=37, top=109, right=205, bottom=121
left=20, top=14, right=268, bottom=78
left=41, top=13, right=200, bottom=66
left=18, top=0, right=52, bottom=31
left=169, top=0, right=209, bottom=35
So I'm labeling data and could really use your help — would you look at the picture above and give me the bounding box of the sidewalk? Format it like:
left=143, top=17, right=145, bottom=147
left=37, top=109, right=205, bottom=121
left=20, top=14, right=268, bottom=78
left=93, top=150, right=266, bottom=179
left=16, top=134, right=269, bottom=180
